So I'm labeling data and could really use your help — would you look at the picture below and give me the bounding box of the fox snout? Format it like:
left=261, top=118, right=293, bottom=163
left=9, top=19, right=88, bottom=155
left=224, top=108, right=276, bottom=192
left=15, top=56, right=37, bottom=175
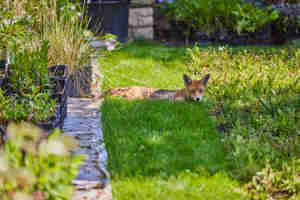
left=183, top=74, right=210, bottom=102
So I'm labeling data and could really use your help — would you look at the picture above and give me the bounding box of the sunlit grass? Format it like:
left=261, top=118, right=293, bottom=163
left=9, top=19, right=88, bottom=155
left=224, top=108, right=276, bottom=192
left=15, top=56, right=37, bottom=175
left=100, top=41, right=246, bottom=199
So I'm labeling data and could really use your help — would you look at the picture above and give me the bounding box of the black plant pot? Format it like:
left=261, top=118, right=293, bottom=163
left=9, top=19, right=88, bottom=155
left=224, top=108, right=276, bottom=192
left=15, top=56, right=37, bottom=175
left=48, top=65, right=69, bottom=123
left=0, top=126, right=6, bottom=147
left=0, top=60, right=7, bottom=88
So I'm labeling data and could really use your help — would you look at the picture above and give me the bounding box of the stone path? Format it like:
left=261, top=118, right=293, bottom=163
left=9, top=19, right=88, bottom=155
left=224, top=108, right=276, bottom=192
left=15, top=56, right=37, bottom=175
left=62, top=97, right=112, bottom=200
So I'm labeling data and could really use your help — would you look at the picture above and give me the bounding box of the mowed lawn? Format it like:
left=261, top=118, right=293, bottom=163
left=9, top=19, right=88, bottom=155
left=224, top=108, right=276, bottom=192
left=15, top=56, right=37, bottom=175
left=100, top=41, right=245, bottom=200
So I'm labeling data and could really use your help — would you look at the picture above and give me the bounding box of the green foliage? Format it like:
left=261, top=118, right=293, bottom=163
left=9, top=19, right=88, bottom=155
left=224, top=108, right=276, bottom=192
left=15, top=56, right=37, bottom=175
left=232, top=3, right=279, bottom=34
left=9, top=41, right=50, bottom=94
left=162, top=0, right=240, bottom=34
left=0, top=0, right=92, bottom=73
left=245, top=160, right=300, bottom=200
left=161, top=0, right=278, bottom=36
left=0, top=89, right=56, bottom=123
left=0, top=2, right=33, bottom=49
left=0, top=42, right=57, bottom=124
left=0, top=122, right=85, bottom=200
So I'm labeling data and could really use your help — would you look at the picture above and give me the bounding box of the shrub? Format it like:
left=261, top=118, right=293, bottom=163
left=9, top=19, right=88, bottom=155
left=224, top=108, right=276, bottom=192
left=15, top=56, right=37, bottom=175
left=161, top=0, right=239, bottom=40
left=0, top=42, right=57, bottom=125
left=232, top=3, right=278, bottom=34
left=0, top=122, right=85, bottom=200
left=161, top=0, right=278, bottom=40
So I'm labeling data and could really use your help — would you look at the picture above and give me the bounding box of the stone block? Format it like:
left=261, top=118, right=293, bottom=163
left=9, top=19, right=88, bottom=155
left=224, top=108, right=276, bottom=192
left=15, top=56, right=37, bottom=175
left=129, top=8, right=153, bottom=27
left=129, top=26, right=154, bottom=40
left=129, top=15, right=153, bottom=27
left=130, top=0, right=155, bottom=6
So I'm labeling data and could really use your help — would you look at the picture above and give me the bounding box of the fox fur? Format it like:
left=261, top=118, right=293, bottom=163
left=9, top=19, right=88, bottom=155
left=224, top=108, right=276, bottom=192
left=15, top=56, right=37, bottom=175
left=99, top=74, right=210, bottom=102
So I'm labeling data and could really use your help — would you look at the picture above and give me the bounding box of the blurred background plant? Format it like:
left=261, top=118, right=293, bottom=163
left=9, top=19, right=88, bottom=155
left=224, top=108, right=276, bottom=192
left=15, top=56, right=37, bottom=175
left=158, top=0, right=279, bottom=44
left=0, top=0, right=93, bottom=74
left=0, top=122, right=86, bottom=200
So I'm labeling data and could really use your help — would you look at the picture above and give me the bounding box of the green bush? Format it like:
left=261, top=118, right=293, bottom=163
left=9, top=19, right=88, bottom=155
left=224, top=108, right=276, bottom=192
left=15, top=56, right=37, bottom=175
left=161, top=0, right=278, bottom=38
left=162, top=0, right=239, bottom=38
left=0, top=122, right=85, bottom=200
left=232, top=3, right=278, bottom=34
left=0, top=42, right=57, bottom=124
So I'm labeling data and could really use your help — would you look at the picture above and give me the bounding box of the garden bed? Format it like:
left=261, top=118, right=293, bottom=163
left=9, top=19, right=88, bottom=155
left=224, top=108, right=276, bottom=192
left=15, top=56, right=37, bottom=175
left=0, top=60, right=69, bottom=139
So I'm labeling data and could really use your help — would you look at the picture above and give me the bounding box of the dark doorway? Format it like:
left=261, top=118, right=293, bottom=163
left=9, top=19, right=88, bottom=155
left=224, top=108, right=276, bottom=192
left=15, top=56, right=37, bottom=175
left=87, top=0, right=130, bottom=42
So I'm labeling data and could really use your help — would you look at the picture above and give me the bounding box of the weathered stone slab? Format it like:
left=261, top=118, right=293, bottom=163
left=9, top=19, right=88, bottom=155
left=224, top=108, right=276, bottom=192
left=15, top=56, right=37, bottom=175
left=62, top=97, right=111, bottom=200
left=129, top=26, right=154, bottom=40
left=128, top=7, right=154, bottom=40
left=130, top=0, right=155, bottom=6
left=129, top=15, right=153, bottom=28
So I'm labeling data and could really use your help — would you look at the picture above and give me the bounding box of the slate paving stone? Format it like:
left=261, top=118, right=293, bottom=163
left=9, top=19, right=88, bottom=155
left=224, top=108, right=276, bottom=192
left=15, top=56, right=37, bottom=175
left=63, top=97, right=112, bottom=200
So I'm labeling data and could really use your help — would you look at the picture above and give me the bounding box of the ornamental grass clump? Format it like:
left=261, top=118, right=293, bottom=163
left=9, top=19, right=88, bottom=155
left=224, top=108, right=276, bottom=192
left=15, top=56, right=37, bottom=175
left=38, top=0, right=92, bottom=74
left=0, top=0, right=93, bottom=74
left=0, top=122, right=85, bottom=200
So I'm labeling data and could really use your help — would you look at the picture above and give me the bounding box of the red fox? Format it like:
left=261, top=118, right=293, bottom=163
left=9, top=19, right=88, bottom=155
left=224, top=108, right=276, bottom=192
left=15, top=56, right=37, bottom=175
left=99, top=74, right=210, bottom=102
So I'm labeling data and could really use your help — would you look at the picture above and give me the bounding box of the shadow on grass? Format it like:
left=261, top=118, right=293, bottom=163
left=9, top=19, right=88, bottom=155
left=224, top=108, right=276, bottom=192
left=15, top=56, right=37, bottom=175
left=101, top=97, right=227, bottom=179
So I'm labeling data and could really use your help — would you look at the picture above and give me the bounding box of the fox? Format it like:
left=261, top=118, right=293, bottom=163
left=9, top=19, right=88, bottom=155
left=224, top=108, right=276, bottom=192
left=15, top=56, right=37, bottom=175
left=99, top=74, right=210, bottom=102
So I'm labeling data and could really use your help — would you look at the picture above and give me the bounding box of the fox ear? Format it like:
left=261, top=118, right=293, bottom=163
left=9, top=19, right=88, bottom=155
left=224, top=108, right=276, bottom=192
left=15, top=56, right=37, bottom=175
left=201, top=74, right=210, bottom=86
left=183, top=74, right=192, bottom=86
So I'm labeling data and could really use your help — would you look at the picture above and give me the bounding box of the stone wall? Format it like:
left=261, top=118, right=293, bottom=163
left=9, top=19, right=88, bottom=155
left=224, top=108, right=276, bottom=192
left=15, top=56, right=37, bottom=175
left=129, top=0, right=154, bottom=40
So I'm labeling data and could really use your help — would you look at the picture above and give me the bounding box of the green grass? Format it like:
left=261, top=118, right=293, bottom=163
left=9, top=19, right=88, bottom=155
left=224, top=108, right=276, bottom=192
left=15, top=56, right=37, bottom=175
left=100, top=40, right=299, bottom=199
left=101, top=41, right=187, bottom=89
left=100, top=41, right=245, bottom=199
left=102, top=98, right=244, bottom=199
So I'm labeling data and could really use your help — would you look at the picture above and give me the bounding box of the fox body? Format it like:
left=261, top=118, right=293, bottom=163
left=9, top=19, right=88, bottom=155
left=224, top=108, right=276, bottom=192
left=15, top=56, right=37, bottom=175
left=101, top=74, right=210, bottom=102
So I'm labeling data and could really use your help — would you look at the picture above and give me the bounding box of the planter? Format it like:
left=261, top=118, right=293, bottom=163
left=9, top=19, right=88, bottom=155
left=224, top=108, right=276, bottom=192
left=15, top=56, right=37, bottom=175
left=0, top=60, right=7, bottom=88
left=0, top=65, right=69, bottom=136
left=0, top=126, right=5, bottom=147
left=49, top=64, right=69, bottom=95
left=48, top=65, right=69, bottom=124
left=67, top=65, right=93, bottom=97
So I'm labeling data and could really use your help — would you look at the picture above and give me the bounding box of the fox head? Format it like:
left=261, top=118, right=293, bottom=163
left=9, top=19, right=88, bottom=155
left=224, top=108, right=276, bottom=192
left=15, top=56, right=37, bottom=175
left=183, top=74, right=210, bottom=102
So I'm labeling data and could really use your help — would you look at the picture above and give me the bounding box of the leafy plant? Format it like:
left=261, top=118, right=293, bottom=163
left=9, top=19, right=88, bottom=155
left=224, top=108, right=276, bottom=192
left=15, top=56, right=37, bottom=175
left=0, top=122, right=85, bottom=200
left=245, top=161, right=300, bottom=200
left=0, top=89, right=56, bottom=124
left=0, top=41, right=58, bottom=124
left=160, top=0, right=279, bottom=41
left=0, top=1, right=33, bottom=50
left=232, top=3, right=279, bottom=34
left=162, top=0, right=240, bottom=41
left=8, top=41, right=50, bottom=95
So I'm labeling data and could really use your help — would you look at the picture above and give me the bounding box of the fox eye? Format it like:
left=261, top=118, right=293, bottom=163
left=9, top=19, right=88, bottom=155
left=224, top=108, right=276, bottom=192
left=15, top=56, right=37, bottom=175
left=199, top=89, right=203, bottom=93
